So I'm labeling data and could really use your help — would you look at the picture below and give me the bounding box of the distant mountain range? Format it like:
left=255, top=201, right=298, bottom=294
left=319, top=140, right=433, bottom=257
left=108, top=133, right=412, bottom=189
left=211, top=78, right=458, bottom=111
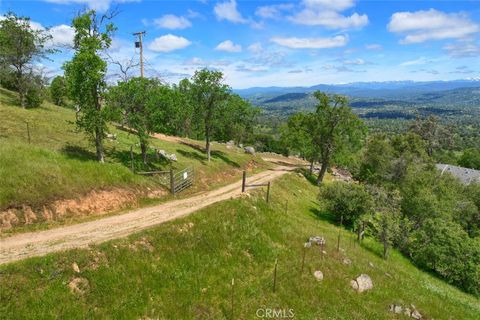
left=235, top=79, right=480, bottom=100
left=237, top=80, right=480, bottom=120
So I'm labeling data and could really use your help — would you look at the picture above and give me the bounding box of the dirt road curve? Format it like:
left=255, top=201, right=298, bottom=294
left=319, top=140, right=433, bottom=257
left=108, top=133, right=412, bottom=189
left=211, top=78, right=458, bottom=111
left=0, top=166, right=293, bottom=265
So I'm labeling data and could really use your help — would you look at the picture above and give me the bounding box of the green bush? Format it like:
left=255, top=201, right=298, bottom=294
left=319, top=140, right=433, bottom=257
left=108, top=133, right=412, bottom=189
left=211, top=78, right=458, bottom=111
left=49, top=75, right=67, bottom=106
left=25, top=83, right=43, bottom=108
left=319, top=181, right=373, bottom=226
left=409, top=218, right=480, bottom=296
left=458, top=148, right=480, bottom=170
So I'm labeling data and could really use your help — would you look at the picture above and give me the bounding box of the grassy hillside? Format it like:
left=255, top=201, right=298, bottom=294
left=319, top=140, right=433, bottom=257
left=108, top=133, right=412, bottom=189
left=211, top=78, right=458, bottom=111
left=1, top=173, right=478, bottom=319
left=0, top=87, right=268, bottom=213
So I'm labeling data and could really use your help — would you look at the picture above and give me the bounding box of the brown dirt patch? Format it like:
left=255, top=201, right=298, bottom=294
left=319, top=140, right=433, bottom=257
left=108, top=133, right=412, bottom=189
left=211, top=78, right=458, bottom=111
left=0, top=188, right=168, bottom=233
left=68, top=277, right=89, bottom=295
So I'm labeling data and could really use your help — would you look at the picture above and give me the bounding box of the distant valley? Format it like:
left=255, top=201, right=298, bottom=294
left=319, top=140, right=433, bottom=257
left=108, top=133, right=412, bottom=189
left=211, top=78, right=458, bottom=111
left=237, top=80, right=480, bottom=124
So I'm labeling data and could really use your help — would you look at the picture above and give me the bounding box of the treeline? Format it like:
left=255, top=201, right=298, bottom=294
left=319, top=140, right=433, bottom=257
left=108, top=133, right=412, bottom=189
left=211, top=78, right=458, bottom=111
left=0, top=10, right=258, bottom=164
left=282, top=96, right=480, bottom=296
left=324, top=130, right=480, bottom=296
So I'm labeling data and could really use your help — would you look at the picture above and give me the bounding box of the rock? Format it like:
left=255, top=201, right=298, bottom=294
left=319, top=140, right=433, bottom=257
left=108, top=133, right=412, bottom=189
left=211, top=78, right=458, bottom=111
left=23, top=206, right=37, bottom=225
left=0, top=209, right=19, bottom=230
left=72, top=262, right=80, bottom=273
left=343, top=258, right=352, bottom=265
left=244, top=146, right=255, bottom=155
left=313, top=270, right=323, bottom=281
left=389, top=304, right=403, bottom=314
left=308, top=236, right=326, bottom=246
left=157, top=149, right=177, bottom=162
left=106, top=133, right=117, bottom=140
left=410, top=305, right=422, bottom=319
left=68, top=277, right=89, bottom=295
left=351, top=274, right=373, bottom=293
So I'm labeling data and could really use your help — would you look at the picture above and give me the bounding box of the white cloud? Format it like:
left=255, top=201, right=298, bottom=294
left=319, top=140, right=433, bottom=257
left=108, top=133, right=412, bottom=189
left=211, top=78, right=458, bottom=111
left=443, top=40, right=480, bottom=58
left=303, top=0, right=355, bottom=11
left=271, top=35, right=348, bottom=49
left=154, top=14, right=191, bottom=29
left=148, top=34, right=191, bottom=52
left=388, top=9, right=480, bottom=44
left=248, top=42, right=263, bottom=54
left=44, top=0, right=138, bottom=12
left=289, top=0, right=368, bottom=29
left=365, top=43, right=382, bottom=50
left=343, top=58, right=365, bottom=65
left=400, top=57, right=433, bottom=66
left=214, top=0, right=247, bottom=23
left=48, top=24, right=75, bottom=47
left=215, top=40, right=242, bottom=52
left=255, top=3, right=293, bottom=19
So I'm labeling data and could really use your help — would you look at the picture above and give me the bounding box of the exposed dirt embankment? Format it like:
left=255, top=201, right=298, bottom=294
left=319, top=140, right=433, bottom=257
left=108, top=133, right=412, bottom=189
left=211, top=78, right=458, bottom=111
left=0, top=188, right=168, bottom=233
left=0, top=166, right=293, bottom=264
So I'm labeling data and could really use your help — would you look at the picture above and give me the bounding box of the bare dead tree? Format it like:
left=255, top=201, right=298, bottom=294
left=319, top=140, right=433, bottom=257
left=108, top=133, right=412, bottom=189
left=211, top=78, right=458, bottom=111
left=105, top=52, right=140, bottom=82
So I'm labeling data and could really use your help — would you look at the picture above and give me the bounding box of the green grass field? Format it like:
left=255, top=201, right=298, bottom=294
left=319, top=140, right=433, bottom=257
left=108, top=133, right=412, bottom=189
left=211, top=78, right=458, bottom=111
left=1, top=173, right=478, bottom=319
left=0, top=88, right=268, bottom=213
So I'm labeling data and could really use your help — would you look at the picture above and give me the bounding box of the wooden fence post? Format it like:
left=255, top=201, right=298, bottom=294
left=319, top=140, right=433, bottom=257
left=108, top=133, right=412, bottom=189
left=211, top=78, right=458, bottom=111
left=301, top=245, right=307, bottom=274
left=273, top=258, right=278, bottom=293
left=241, top=171, right=246, bottom=193
left=266, top=182, right=271, bottom=203
left=26, top=122, right=31, bottom=144
left=170, top=166, right=175, bottom=195
left=337, top=214, right=343, bottom=252
left=230, top=278, right=235, bottom=320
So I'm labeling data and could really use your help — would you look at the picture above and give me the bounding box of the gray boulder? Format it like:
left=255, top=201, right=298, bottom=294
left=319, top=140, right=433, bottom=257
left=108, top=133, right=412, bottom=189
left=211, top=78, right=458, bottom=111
left=350, top=274, right=373, bottom=293
left=244, top=146, right=255, bottom=155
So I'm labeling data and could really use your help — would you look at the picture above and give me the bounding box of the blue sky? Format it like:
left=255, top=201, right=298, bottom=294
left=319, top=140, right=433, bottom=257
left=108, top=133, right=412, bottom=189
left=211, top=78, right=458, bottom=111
left=1, top=0, right=480, bottom=88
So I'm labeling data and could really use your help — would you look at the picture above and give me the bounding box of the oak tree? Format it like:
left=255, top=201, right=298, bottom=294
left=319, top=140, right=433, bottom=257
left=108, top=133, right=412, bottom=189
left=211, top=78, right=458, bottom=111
left=63, top=10, right=116, bottom=162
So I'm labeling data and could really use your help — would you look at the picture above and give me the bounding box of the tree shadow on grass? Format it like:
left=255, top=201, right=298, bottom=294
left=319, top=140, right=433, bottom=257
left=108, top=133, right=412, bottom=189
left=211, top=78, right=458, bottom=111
left=177, top=149, right=207, bottom=165
left=310, top=207, right=338, bottom=225
left=109, top=148, right=171, bottom=172
left=61, top=145, right=96, bottom=161
left=178, top=141, right=240, bottom=167
left=211, top=150, right=240, bottom=168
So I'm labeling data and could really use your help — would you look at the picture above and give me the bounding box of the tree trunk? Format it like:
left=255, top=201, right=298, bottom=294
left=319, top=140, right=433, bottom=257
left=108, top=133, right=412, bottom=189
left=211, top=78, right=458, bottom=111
left=140, top=141, right=147, bottom=165
left=95, top=126, right=104, bottom=163
left=317, top=160, right=328, bottom=184
left=309, top=159, right=314, bottom=175
left=383, top=242, right=388, bottom=259
left=19, top=90, right=26, bottom=108
left=206, top=133, right=211, bottom=162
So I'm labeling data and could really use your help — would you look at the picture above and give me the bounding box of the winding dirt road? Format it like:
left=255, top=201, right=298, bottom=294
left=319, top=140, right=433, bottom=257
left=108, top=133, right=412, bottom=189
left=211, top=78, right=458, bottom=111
left=0, top=166, right=293, bottom=265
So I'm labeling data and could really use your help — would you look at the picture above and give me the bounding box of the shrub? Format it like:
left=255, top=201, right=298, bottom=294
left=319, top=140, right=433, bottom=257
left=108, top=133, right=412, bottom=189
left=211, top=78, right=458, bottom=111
left=50, top=75, right=67, bottom=106
left=458, top=148, right=480, bottom=170
left=409, top=219, right=480, bottom=296
left=319, top=181, right=373, bottom=226
left=25, top=84, right=43, bottom=108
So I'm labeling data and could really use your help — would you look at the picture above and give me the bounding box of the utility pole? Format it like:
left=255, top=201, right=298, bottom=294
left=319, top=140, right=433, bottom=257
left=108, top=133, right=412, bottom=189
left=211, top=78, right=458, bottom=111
left=133, top=31, right=146, bottom=78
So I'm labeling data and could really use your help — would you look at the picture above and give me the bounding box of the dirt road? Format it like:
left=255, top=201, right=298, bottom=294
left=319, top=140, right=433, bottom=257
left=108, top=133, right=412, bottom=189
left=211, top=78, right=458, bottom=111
left=0, top=166, right=293, bottom=265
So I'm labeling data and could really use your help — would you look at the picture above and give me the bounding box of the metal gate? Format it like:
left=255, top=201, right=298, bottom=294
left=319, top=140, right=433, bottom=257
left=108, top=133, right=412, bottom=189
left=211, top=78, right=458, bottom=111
left=171, top=166, right=195, bottom=195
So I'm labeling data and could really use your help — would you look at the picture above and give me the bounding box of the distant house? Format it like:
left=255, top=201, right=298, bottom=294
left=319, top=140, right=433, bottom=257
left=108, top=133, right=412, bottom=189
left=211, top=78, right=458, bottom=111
left=436, top=164, right=480, bottom=185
